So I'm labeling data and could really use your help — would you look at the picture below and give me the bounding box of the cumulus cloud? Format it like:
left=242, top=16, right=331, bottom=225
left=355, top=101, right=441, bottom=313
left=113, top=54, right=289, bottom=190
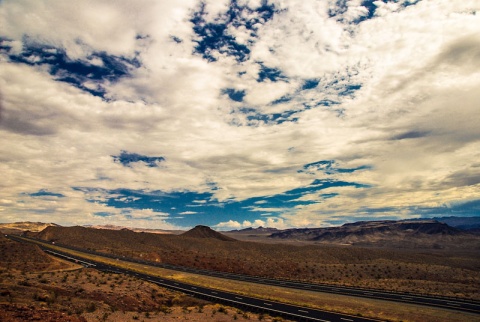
left=215, top=217, right=287, bottom=230
left=1, top=0, right=479, bottom=229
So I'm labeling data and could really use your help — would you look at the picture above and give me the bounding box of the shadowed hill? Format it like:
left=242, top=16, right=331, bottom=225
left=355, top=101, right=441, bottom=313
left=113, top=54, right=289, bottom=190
left=269, top=220, right=465, bottom=246
left=0, top=235, right=74, bottom=272
left=30, top=224, right=480, bottom=300
left=180, top=225, right=236, bottom=241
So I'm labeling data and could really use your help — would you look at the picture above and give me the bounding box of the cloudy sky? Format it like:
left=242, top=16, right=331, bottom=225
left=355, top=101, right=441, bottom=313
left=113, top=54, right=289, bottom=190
left=1, top=0, right=479, bottom=230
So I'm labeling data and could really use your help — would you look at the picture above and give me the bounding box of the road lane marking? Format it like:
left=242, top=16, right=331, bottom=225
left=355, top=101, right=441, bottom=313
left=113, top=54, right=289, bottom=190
left=235, top=297, right=243, bottom=300
left=21, top=236, right=477, bottom=318
left=44, top=250, right=96, bottom=267
left=263, top=303, right=272, bottom=306
left=298, top=309, right=309, bottom=313
left=340, top=318, right=353, bottom=321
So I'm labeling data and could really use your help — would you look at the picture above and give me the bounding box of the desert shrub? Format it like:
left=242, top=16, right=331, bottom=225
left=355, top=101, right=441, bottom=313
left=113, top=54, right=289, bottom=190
left=159, top=305, right=172, bottom=314
left=86, top=302, right=97, bottom=313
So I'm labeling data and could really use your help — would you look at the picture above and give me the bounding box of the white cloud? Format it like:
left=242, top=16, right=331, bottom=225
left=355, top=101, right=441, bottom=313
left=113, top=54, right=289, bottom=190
left=179, top=211, right=198, bottom=215
left=215, top=217, right=287, bottom=230
left=1, top=0, right=479, bottom=228
left=215, top=220, right=242, bottom=229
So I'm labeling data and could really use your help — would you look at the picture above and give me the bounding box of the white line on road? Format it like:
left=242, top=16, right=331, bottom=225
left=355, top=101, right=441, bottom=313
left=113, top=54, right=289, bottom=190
left=235, top=297, right=243, bottom=300
left=298, top=309, right=309, bottom=313
left=340, top=318, right=353, bottom=321
left=44, top=250, right=96, bottom=267
left=263, top=303, right=272, bottom=306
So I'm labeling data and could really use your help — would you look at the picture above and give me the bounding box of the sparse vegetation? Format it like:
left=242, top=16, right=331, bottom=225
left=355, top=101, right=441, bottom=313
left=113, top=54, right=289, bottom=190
left=27, top=225, right=480, bottom=301
left=2, top=225, right=480, bottom=322
left=0, top=235, right=289, bottom=321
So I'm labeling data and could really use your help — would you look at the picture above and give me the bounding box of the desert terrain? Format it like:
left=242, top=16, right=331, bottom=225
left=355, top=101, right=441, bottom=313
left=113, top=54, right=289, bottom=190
left=1, top=219, right=479, bottom=321
left=20, top=220, right=480, bottom=300
left=0, top=234, right=288, bottom=322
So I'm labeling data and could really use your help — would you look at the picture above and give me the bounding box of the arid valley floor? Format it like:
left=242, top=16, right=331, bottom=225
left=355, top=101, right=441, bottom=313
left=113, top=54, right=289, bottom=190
left=1, top=219, right=479, bottom=321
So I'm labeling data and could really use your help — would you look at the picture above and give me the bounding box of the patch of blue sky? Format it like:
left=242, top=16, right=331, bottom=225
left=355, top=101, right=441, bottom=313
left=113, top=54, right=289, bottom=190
left=284, top=179, right=370, bottom=198
left=170, top=35, right=183, bottom=43
left=358, top=0, right=377, bottom=22
left=93, top=212, right=114, bottom=217
left=112, top=151, right=165, bottom=168
left=27, top=189, right=65, bottom=198
left=270, top=95, right=293, bottom=105
left=257, top=63, right=289, bottom=82
left=353, top=199, right=480, bottom=218
left=327, top=0, right=349, bottom=19
left=244, top=109, right=299, bottom=125
left=80, top=177, right=369, bottom=227
left=413, top=199, right=480, bottom=217
left=190, top=1, right=277, bottom=63
left=320, top=193, right=339, bottom=199
left=338, top=84, right=362, bottom=97
left=222, top=88, right=246, bottom=102
left=229, top=65, right=364, bottom=126
left=299, top=160, right=371, bottom=175
left=1, top=38, right=139, bottom=99
left=299, top=68, right=363, bottom=116
left=328, top=1, right=423, bottom=24
left=301, top=79, right=320, bottom=90
left=301, top=100, right=340, bottom=111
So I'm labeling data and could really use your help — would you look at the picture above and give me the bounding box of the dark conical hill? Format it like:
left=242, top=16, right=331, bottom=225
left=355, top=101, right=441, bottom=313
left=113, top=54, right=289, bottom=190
left=181, top=225, right=236, bottom=241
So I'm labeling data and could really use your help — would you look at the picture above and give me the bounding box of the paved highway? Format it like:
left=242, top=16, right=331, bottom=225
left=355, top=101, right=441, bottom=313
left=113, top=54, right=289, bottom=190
left=38, top=246, right=378, bottom=322
left=7, top=235, right=480, bottom=316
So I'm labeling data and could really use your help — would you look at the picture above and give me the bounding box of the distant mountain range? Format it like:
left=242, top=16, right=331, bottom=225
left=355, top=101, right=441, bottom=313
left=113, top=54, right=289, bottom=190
left=230, top=226, right=279, bottom=233
left=224, top=217, right=480, bottom=248
left=2, top=217, right=479, bottom=249
left=269, top=220, right=459, bottom=240
left=423, top=216, right=480, bottom=231
left=83, top=224, right=184, bottom=235
left=266, top=219, right=480, bottom=248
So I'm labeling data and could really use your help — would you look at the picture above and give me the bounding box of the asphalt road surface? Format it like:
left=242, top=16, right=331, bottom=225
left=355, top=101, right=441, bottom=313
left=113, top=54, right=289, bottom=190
left=7, top=235, right=480, bottom=317
left=40, top=247, right=379, bottom=322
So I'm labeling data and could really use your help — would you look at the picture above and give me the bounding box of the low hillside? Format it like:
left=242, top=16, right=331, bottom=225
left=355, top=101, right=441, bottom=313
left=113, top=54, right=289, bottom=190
left=0, top=222, right=60, bottom=235
left=181, top=225, right=236, bottom=241
left=0, top=235, right=74, bottom=272
left=32, top=225, right=480, bottom=300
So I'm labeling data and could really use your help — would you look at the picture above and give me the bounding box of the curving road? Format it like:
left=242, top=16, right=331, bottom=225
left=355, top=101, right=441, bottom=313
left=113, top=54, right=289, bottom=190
left=7, top=235, right=480, bottom=317
left=40, top=247, right=377, bottom=322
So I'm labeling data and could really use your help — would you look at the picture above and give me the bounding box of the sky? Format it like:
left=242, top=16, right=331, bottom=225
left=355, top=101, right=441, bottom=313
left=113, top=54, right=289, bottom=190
left=1, top=0, right=479, bottom=230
